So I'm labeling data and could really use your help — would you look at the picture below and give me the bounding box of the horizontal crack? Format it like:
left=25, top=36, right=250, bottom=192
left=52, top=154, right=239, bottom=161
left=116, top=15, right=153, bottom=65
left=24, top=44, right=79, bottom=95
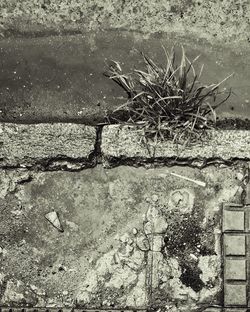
left=102, top=155, right=250, bottom=169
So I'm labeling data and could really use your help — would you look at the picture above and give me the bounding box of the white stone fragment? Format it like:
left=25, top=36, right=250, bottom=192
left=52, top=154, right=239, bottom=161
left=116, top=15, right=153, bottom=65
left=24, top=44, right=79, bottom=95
left=45, top=211, right=64, bottom=232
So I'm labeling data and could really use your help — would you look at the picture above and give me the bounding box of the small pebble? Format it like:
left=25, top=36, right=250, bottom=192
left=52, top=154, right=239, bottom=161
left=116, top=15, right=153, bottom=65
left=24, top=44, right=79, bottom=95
left=152, top=235, right=163, bottom=252
left=113, top=253, right=120, bottom=264
left=144, top=221, right=152, bottom=235
left=125, top=244, right=134, bottom=254
left=152, top=194, right=159, bottom=202
left=190, top=253, right=198, bottom=261
left=136, top=234, right=150, bottom=251
left=236, top=172, right=244, bottom=181
left=119, top=233, right=129, bottom=243
left=132, top=228, right=138, bottom=235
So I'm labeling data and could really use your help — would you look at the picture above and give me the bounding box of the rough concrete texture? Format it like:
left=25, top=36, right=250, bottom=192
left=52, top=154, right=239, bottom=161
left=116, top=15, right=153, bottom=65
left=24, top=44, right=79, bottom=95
left=102, top=126, right=250, bottom=165
left=0, top=31, right=250, bottom=123
left=0, top=0, right=250, bottom=43
left=0, top=123, right=96, bottom=169
left=0, top=164, right=245, bottom=311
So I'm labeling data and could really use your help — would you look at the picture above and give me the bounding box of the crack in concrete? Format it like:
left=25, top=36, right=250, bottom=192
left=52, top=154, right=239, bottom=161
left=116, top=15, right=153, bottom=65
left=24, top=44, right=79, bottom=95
left=102, top=156, right=250, bottom=170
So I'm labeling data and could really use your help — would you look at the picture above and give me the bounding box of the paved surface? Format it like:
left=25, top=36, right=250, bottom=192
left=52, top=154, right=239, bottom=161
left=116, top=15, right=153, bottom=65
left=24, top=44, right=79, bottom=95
left=0, top=122, right=248, bottom=311
left=0, top=31, right=249, bottom=123
left=0, top=165, right=244, bottom=311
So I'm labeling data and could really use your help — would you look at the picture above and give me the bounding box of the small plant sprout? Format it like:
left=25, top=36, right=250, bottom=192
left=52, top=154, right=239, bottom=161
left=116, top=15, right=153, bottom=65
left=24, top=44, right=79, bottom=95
left=105, top=46, right=233, bottom=145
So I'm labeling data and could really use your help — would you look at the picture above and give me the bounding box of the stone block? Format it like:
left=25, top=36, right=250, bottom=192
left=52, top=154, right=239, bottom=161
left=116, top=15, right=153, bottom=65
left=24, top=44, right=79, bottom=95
left=151, top=235, right=164, bottom=252
left=224, top=259, right=246, bottom=280
left=102, top=126, right=250, bottom=163
left=224, top=235, right=246, bottom=256
left=0, top=123, right=96, bottom=168
left=245, top=183, right=250, bottom=205
left=224, top=283, right=247, bottom=306
left=223, top=210, right=245, bottom=231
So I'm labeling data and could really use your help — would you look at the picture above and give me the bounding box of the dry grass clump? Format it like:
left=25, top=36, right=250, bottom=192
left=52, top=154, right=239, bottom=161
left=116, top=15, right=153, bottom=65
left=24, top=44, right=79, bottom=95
left=105, top=46, right=232, bottom=145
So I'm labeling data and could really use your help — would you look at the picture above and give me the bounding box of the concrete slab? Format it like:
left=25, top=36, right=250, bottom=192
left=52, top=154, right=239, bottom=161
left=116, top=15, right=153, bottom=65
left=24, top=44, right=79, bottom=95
left=223, top=210, right=245, bottom=232
left=224, top=235, right=246, bottom=256
left=102, top=126, right=250, bottom=165
left=0, top=165, right=243, bottom=310
left=224, top=259, right=246, bottom=281
left=0, top=31, right=249, bottom=123
left=0, top=123, right=96, bottom=169
left=224, top=283, right=247, bottom=306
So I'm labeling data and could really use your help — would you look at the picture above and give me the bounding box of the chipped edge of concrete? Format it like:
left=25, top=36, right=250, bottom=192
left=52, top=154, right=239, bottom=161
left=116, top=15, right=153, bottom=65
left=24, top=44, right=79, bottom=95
left=101, top=125, right=250, bottom=168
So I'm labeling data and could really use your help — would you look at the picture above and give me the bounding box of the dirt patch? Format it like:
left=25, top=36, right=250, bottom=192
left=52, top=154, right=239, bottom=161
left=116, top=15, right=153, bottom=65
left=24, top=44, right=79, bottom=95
left=161, top=205, right=219, bottom=293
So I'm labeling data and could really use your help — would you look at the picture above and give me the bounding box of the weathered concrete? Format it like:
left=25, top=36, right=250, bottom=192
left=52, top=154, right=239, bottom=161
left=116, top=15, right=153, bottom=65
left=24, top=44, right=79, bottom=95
left=102, top=125, right=250, bottom=166
left=0, top=123, right=96, bottom=168
left=0, top=31, right=249, bottom=123
left=0, top=165, right=244, bottom=310
left=0, top=0, right=250, bottom=44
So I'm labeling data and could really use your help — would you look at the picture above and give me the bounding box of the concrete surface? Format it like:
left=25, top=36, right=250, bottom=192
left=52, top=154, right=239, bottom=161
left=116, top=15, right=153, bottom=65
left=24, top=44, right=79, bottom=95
left=0, top=123, right=249, bottom=169
left=0, top=31, right=249, bottom=123
left=0, top=2, right=250, bottom=310
left=102, top=125, right=250, bottom=166
left=0, top=123, right=248, bottom=310
left=0, top=0, right=250, bottom=44
left=0, top=165, right=244, bottom=311
left=0, top=123, right=96, bottom=169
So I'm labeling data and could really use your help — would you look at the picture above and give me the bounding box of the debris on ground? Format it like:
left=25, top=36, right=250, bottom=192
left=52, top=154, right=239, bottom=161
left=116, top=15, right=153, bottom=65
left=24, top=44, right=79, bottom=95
left=45, top=211, right=64, bottom=232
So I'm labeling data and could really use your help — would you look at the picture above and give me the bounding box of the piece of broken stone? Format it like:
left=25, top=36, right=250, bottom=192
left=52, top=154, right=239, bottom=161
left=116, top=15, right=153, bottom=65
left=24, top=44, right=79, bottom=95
left=119, top=233, right=130, bottom=243
left=151, top=194, right=159, bottom=202
left=132, top=228, right=138, bottom=235
left=151, top=235, right=163, bottom=252
left=125, top=244, right=134, bottom=255
left=45, top=211, right=64, bottom=232
left=113, top=253, right=121, bottom=265
left=236, top=172, right=244, bottom=181
left=144, top=221, right=152, bottom=235
left=136, top=234, right=150, bottom=251
left=146, top=207, right=168, bottom=234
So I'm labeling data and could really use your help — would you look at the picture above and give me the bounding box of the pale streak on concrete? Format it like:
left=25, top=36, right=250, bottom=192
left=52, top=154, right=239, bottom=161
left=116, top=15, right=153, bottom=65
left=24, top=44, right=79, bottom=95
left=102, top=125, right=250, bottom=161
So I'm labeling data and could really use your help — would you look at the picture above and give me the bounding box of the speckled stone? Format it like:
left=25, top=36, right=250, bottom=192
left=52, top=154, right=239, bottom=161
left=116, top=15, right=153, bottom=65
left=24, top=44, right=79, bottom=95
left=102, top=125, right=250, bottom=162
left=0, top=123, right=96, bottom=167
